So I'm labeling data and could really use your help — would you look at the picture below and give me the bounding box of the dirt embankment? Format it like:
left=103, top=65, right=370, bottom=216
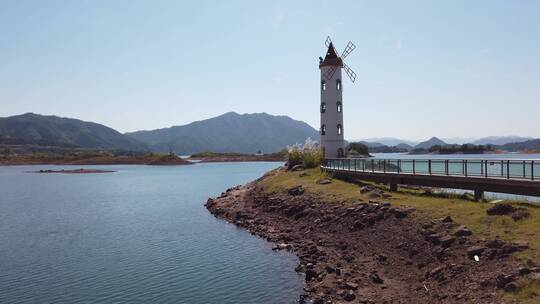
left=206, top=172, right=538, bottom=304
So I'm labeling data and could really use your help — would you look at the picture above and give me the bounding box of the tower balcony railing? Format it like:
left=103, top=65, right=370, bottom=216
left=322, top=158, right=539, bottom=181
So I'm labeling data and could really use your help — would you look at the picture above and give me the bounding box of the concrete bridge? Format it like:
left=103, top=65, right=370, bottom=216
left=321, top=158, right=540, bottom=200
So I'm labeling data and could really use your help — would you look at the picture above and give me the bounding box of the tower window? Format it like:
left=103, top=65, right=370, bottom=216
left=337, top=124, right=342, bottom=135
left=336, top=79, right=342, bottom=91
left=320, top=102, right=326, bottom=113
left=321, top=80, right=326, bottom=91
left=336, top=101, right=342, bottom=113
left=337, top=148, right=344, bottom=158
left=321, top=124, right=326, bottom=135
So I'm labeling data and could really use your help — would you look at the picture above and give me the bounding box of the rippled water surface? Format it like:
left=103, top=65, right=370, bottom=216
left=0, top=162, right=303, bottom=304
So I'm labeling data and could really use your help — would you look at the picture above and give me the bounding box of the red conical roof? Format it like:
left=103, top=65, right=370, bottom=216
left=320, top=42, right=343, bottom=68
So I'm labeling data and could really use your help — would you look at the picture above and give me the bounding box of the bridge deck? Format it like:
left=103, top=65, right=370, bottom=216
left=322, top=158, right=540, bottom=198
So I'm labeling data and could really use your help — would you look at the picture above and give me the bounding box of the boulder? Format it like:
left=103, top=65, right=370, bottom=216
left=360, top=185, right=373, bottom=193
left=318, top=179, right=332, bottom=185
left=440, top=236, right=456, bottom=248
left=288, top=186, right=305, bottom=196
left=299, top=172, right=309, bottom=177
left=486, top=204, right=515, bottom=216
left=511, top=209, right=531, bottom=221
left=454, top=225, right=473, bottom=237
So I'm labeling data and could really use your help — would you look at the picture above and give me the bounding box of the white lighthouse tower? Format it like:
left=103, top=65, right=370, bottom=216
left=319, top=37, right=356, bottom=158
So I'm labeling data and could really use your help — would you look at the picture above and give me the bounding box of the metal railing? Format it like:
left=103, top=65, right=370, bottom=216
left=322, top=158, right=539, bottom=181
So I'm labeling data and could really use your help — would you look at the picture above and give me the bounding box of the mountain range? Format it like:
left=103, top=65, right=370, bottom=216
left=126, top=112, right=318, bottom=154
left=0, top=113, right=145, bottom=151
left=357, top=136, right=535, bottom=151
left=1, top=112, right=538, bottom=154
left=0, top=112, right=318, bottom=154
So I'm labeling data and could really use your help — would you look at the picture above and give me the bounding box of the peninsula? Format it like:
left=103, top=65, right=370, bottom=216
left=207, top=167, right=540, bottom=303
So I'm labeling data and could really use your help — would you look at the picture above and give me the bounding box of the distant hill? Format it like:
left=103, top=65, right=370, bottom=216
left=395, top=143, right=413, bottom=151
left=498, top=139, right=540, bottom=152
left=356, top=137, right=418, bottom=147
left=473, top=136, right=533, bottom=146
left=358, top=141, right=386, bottom=148
left=126, top=112, right=319, bottom=154
left=414, top=137, right=447, bottom=150
left=0, top=113, right=146, bottom=151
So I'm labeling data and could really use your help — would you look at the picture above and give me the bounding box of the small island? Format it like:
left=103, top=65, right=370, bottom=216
left=33, top=168, right=115, bottom=174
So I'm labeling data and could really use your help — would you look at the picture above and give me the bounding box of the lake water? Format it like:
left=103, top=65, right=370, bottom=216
left=0, top=162, right=303, bottom=304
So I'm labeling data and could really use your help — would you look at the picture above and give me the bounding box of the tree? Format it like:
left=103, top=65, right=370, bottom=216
left=346, top=142, right=369, bottom=156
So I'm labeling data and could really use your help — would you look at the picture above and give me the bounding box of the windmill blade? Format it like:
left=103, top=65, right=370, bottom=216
left=323, top=66, right=338, bottom=80
left=325, top=36, right=333, bottom=48
left=343, top=63, right=357, bottom=83
left=341, top=41, right=356, bottom=59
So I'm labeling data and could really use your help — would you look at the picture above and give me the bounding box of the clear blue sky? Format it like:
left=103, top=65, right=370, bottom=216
left=1, top=0, right=539, bottom=140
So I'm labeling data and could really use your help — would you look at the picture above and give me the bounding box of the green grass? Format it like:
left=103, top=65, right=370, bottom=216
left=260, top=168, right=540, bottom=303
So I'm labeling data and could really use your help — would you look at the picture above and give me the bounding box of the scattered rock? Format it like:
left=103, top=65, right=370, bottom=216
left=360, top=185, right=373, bottom=193
left=519, top=266, right=531, bottom=276
left=288, top=186, right=305, bottom=196
left=496, top=274, right=515, bottom=289
left=368, top=192, right=381, bottom=199
left=426, top=233, right=442, bottom=245
left=305, top=269, right=318, bottom=282
left=344, top=290, right=356, bottom=301
left=486, top=204, right=515, bottom=216
left=440, top=236, right=456, bottom=248
left=291, top=164, right=305, bottom=171
left=299, top=172, right=309, bottom=177
left=382, top=193, right=392, bottom=199
left=486, top=239, right=505, bottom=249
left=511, top=209, right=531, bottom=221
left=454, top=225, right=473, bottom=237
left=345, top=282, right=359, bottom=290
left=272, top=243, right=291, bottom=251
left=393, top=208, right=408, bottom=219
left=370, top=272, right=384, bottom=284
left=504, top=282, right=519, bottom=293
left=441, top=215, right=453, bottom=223
left=467, top=245, right=487, bottom=258
left=318, top=179, right=332, bottom=185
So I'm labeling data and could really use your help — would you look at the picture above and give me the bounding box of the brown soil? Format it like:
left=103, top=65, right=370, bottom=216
left=206, top=172, right=534, bottom=304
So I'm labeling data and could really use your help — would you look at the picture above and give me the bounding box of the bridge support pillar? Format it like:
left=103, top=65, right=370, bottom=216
left=389, top=183, right=398, bottom=192
left=474, top=189, right=484, bottom=202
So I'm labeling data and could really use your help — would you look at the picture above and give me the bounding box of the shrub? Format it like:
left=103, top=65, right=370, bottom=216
left=286, top=138, right=323, bottom=169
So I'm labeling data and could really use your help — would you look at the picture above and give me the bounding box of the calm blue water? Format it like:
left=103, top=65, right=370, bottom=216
left=0, top=162, right=303, bottom=304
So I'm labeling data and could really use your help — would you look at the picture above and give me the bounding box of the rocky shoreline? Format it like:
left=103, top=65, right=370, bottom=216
left=206, top=170, right=539, bottom=303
